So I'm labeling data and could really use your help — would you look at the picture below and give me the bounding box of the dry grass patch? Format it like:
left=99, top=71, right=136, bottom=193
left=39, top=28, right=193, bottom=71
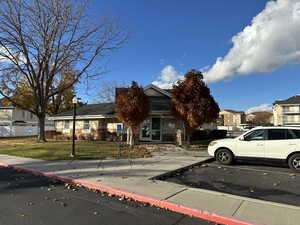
left=0, top=137, right=151, bottom=160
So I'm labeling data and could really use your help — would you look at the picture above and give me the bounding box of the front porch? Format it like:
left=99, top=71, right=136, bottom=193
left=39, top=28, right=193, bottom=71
left=139, top=116, right=184, bottom=143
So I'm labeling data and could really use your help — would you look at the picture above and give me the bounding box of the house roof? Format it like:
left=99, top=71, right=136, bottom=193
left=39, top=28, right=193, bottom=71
left=52, top=84, right=172, bottom=119
left=52, top=103, right=115, bottom=117
left=221, top=109, right=244, bottom=114
left=143, top=84, right=171, bottom=97
left=273, top=95, right=300, bottom=105
left=116, top=84, right=171, bottom=112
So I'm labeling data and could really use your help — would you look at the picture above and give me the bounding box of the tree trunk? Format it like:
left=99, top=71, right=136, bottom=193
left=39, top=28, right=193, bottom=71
left=37, top=114, right=46, bottom=142
left=126, top=128, right=130, bottom=145
left=186, top=134, right=191, bottom=145
left=129, top=127, right=134, bottom=147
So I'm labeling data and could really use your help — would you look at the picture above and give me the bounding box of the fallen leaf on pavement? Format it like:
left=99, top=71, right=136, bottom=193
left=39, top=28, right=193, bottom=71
left=26, top=201, right=34, bottom=206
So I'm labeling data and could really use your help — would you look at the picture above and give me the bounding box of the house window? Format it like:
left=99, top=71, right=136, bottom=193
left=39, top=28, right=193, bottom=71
left=117, top=124, right=123, bottom=132
left=83, top=120, right=90, bottom=130
left=64, top=120, right=70, bottom=129
left=22, top=111, right=25, bottom=118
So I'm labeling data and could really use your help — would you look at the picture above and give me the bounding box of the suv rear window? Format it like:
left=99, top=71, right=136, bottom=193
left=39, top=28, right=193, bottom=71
left=267, top=129, right=294, bottom=140
left=268, top=129, right=285, bottom=140
left=291, top=129, right=300, bottom=139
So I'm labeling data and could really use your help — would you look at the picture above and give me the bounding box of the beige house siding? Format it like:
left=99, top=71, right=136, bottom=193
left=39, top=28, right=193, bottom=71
left=56, top=118, right=120, bottom=136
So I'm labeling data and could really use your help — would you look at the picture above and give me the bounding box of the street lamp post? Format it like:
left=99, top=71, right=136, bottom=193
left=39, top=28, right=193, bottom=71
left=70, top=96, right=78, bottom=157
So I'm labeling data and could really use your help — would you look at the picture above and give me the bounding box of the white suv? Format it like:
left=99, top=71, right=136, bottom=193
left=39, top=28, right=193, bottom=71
left=208, top=127, right=300, bottom=172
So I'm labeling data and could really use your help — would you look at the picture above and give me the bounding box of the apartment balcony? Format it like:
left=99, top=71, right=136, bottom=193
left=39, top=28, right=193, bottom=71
left=282, top=110, right=300, bottom=114
left=283, top=120, right=300, bottom=125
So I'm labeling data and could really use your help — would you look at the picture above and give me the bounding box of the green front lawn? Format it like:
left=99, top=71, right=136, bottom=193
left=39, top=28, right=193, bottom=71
left=0, top=137, right=151, bottom=160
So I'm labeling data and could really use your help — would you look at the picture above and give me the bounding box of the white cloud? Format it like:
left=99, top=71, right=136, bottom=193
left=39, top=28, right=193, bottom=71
left=152, top=65, right=184, bottom=89
left=245, top=104, right=273, bottom=114
left=204, top=0, right=300, bottom=83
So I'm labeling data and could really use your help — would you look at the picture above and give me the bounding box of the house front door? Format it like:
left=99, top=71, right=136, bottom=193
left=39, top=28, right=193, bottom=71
left=140, top=118, right=161, bottom=141
left=151, top=118, right=161, bottom=141
left=140, top=119, right=151, bottom=141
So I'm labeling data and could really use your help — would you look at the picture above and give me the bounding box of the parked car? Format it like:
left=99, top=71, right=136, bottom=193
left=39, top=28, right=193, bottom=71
left=208, top=126, right=300, bottom=172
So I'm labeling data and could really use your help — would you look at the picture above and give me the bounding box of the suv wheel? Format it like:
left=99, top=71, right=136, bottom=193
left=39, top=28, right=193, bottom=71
left=216, top=149, right=233, bottom=165
left=288, top=153, right=300, bottom=172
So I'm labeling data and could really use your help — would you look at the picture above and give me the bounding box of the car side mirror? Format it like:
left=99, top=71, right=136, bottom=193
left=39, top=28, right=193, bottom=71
left=239, top=136, right=245, bottom=141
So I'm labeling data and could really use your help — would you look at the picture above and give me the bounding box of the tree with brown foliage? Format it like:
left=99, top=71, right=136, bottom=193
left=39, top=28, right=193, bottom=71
left=247, top=111, right=273, bottom=125
left=171, top=70, right=220, bottom=142
left=115, top=81, right=149, bottom=146
left=0, top=0, right=127, bottom=142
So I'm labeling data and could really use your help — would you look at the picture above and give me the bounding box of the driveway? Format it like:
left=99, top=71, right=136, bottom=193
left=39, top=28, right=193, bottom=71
left=161, top=160, right=300, bottom=207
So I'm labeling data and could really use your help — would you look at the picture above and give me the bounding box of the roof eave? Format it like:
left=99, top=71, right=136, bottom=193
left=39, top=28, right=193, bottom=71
left=49, top=114, right=116, bottom=120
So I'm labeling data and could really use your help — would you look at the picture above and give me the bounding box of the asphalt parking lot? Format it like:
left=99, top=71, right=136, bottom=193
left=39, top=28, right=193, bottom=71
left=0, top=167, right=217, bottom=225
left=161, top=159, right=300, bottom=207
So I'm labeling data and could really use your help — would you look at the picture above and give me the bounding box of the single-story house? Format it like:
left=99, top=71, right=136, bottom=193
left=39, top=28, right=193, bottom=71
left=49, top=84, right=216, bottom=142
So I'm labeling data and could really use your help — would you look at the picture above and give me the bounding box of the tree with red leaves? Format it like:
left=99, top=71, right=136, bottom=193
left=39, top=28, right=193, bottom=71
left=115, top=81, right=149, bottom=146
left=171, top=70, right=220, bottom=143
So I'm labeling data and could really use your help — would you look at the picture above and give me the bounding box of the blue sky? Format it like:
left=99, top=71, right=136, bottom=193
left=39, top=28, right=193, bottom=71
left=78, top=0, right=300, bottom=113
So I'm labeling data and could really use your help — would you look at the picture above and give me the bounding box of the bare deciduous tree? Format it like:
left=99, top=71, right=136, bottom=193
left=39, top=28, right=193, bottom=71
left=94, top=80, right=128, bottom=103
left=0, top=0, right=127, bottom=141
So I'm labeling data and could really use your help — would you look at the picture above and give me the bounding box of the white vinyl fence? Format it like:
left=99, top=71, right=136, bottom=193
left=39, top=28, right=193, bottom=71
left=0, top=125, right=54, bottom=137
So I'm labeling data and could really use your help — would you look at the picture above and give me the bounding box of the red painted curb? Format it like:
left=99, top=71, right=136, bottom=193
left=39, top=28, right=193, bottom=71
left=0, top=162, right=257, bottom=225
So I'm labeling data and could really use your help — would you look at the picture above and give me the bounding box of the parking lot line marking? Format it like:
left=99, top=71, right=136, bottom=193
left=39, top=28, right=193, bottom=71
left=164, top=188, right=188, bottom=200
left=232, top=200, right=245, bottom=217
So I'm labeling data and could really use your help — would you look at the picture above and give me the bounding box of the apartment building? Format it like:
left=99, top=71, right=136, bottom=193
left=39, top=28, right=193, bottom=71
left=273, top=95, right=300, bottom=126
left=218, top=110, right=246, bottom=126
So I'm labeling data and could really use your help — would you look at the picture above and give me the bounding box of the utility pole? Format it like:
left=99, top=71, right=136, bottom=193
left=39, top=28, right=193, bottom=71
left=70, top=96, right=78, bottom=157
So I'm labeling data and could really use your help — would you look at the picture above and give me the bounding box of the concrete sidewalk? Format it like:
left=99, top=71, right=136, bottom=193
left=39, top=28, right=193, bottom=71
left=0, top=150, right=300, bottom=225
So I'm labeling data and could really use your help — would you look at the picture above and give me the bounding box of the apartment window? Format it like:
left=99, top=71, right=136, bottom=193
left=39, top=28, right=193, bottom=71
left=83, top=120, right=90, bottom=130
left=64, top=120, right=70, bottom=129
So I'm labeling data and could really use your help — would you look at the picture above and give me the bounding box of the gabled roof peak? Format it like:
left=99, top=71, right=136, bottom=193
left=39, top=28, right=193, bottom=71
left=143, top=84, right=171, bottom=97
